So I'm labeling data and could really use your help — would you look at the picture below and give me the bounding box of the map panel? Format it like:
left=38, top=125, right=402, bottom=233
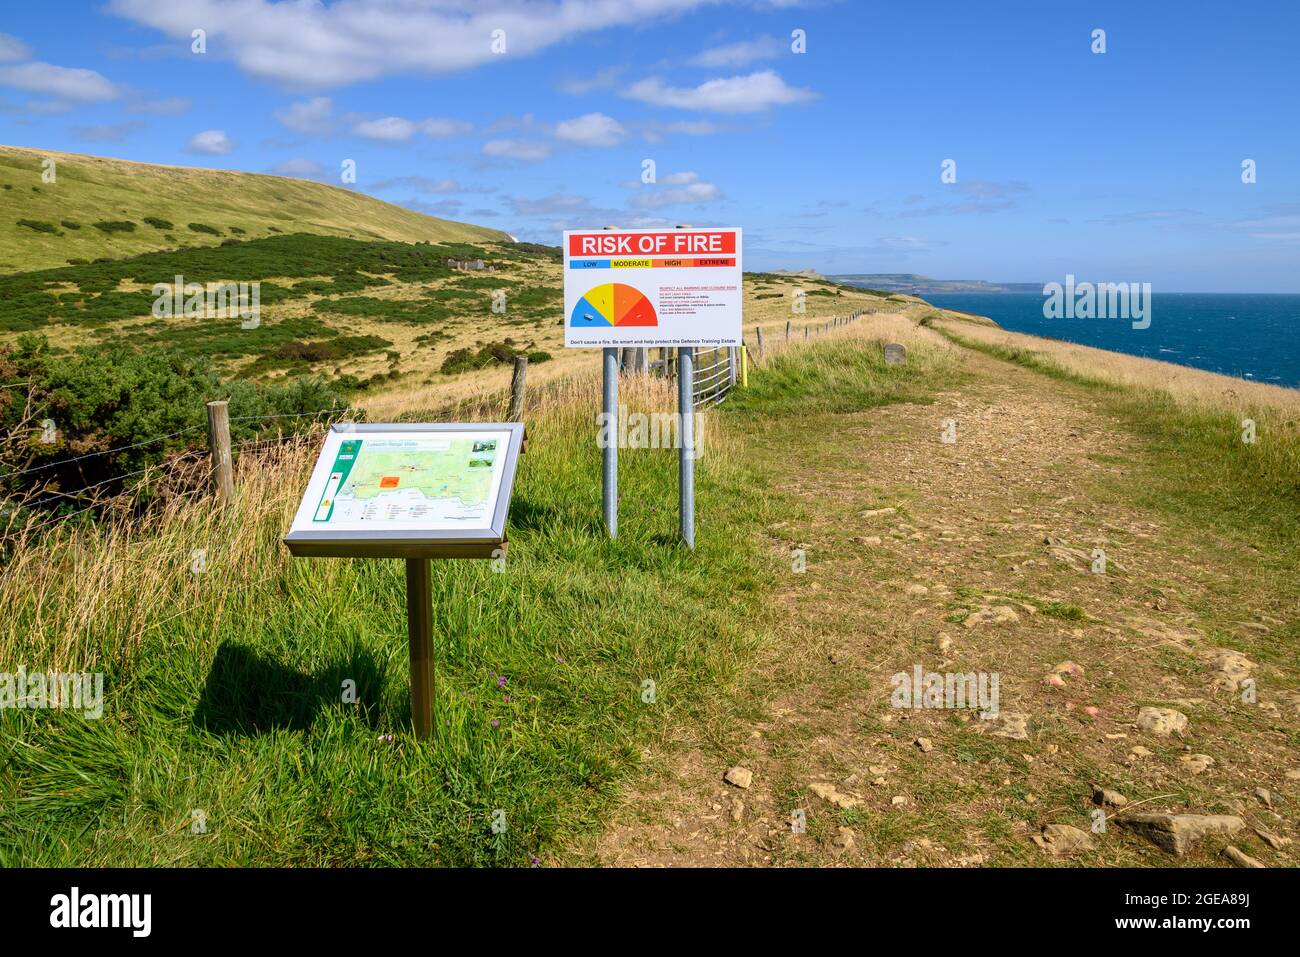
left=287, top=427, right=515, bottom=537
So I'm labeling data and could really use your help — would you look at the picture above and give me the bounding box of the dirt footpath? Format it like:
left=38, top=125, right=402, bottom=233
left=573, top=341, right=1298, bottom=867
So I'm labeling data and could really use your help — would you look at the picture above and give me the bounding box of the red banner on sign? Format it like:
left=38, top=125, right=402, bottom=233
left=568, top=231, right=737, bottom=257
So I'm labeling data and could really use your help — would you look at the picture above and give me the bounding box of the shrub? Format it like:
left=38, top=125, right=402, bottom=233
left=61, top=221, right=82, bottom=231
left=93, top=221, right=137, bottom=234
left=187, top=223, right=222, bottom=236
left=16, top=220, right=58, bottom=235
left=143, top=217, right=174, bottom=230
left=0, top=335, right=349, bottom=506
left=439, top=340, right=548, bottom=375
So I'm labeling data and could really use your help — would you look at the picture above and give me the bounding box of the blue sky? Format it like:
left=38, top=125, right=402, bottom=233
left=1, top=0, right=1297, bottom=290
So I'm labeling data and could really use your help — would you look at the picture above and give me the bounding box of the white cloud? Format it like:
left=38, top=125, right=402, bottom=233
left=353, top=117, right=411, bottom=141
left=624, top=70, right=813, bottom=113
left=558, top=66, right=624, bottom=95
left=0, top=32, right=30, bottom=63
left=187, top=129, right=235, bottom=154
left=269, top=158, right=327, bottom=180
left=22, top=100, right=74, bottom=115
left=482, top=139, right=552, bottom=162
left=275, top=97, right=336, bottom=135
left=629, top=170, right=721, bottom=208
left=416, top=118, right=473, bottom=138
left=107, top=0, right=716, bottom=88
left=0, top=61, right=119, bottom=101
left=508, top=193, right=593, bottom=216
left=352, top=115, right=472, bottom=141
left=127, top=95, right=191, bottom=114
left=71, top=121, right=145, bottom=143
left=640, top=118, right=723, bottom=143
left=554, top=112, right=627, bottom=147
left=371, top=176, right=462, bottom=194
left=688, top=36, right=782, bottom=68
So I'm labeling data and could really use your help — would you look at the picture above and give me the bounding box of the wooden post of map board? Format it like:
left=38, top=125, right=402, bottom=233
left=406, top=557, right=434, bottom=739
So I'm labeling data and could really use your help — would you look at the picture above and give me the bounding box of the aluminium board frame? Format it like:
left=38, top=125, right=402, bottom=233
left=282, top=422, right=524, bottom=560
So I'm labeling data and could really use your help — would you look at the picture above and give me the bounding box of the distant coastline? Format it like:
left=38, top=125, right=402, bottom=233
left=832, top=273, right=1044, bottom=295
left=923, top=291, right=1300, bottom=389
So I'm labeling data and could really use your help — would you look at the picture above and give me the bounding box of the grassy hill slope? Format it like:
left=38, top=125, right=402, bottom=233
left=0, top=145, right=511, bottom=274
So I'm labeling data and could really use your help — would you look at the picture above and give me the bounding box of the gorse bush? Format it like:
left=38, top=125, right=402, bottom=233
left=0, top=335, right=349, bottom=507
left=188, top=223, right=222, bottom=236
left=440, top=340, right=551, bottom=375
left=0, top=234, right=484, bottom=333
left=16, top=220, right=58, bottom=235
left=93, top=221, right=137, bottom=234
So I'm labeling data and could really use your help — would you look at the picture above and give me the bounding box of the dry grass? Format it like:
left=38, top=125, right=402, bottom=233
left=933, top=315, right=1300, bottom=421
left=0, top=145, right=508, bottom=273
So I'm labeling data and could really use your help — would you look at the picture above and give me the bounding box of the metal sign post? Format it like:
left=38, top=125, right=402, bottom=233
left=679, top=346, right=695, bottom=548
left=561, top=226, right=741, bottom=549
left=603, top=346, right=618, bottom=538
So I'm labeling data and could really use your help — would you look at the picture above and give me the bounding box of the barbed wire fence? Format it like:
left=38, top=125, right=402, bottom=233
left=638, top=308, right=868, bottom=407
left=0, top=307, right=874, bottom=542
left=0, top=402, right=357, bottom=543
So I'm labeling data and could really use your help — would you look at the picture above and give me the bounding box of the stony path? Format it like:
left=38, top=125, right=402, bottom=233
left=573, top=339, right=1297, bottom=867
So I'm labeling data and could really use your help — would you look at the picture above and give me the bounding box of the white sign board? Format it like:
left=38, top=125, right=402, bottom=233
left=283, top=423, right=523, bottom=559
left=563, top=227, right=742, bottom=348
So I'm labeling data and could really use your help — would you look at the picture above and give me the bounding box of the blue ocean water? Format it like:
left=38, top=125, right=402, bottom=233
left=922, top=293, right=1300, bottom=389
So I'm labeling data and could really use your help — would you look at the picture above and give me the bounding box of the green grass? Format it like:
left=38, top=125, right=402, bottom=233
left=0, top=388, right=774, bottom=866
left=0, top=333, right=955, bottom=866
left=0, top=234, right=515, bottom=333
left=939, top=328, right=1300, bottom=552
left=727, top=336, right=959, bottom=417
left=0, top=145, right=510, bottom=274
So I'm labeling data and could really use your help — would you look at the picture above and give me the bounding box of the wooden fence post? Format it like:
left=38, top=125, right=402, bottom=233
left=785, top=320, right=791, bottom=342
left=756, top=326, right=765, bottom=359
left=508, top=356, right=529, bottom=420
left=206, top=399, right=233, bottom=505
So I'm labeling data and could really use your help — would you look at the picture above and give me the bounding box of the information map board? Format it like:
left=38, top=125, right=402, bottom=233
left=283, top=423, right=523, bottom=559
left=563, top=227, right=742, bottom=348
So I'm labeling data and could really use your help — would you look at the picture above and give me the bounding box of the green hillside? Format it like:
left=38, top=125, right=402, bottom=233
left=0, top=145, right=511, bottom=275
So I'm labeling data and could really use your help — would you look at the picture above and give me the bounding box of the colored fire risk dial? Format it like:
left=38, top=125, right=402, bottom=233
left=569, top=282, right=657, bottom=328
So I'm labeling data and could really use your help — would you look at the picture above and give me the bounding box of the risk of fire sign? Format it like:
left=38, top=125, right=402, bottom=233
left=563, top=227, right=743, bottom=348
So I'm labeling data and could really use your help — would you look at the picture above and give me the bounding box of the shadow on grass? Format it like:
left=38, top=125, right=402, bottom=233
left=194, top=641, right=384, bottom=736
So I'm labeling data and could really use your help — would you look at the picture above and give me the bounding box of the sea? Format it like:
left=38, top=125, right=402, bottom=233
left=917, top=292, right=1300, bottom=390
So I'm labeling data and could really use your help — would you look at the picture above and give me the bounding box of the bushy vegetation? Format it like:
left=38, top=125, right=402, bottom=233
left=243, top=334, right=393, bottom=375
left=440, top=340, right=551, bottom=375
left=0, top=234, right=477, bottom=333
left=16, top=220, right=58, bottom=235
left=0, top=335, right=347, bottom=509
left=314, top=294, right=453, bottom=325
left=93, top=221, right=137, bottom=234
left=188, top=223, right=222, bottom=236
left=143, top=217, right=174, bottom=230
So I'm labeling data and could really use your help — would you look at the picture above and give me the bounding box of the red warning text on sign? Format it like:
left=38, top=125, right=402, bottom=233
left=568, top=231, right=738, bottom=257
